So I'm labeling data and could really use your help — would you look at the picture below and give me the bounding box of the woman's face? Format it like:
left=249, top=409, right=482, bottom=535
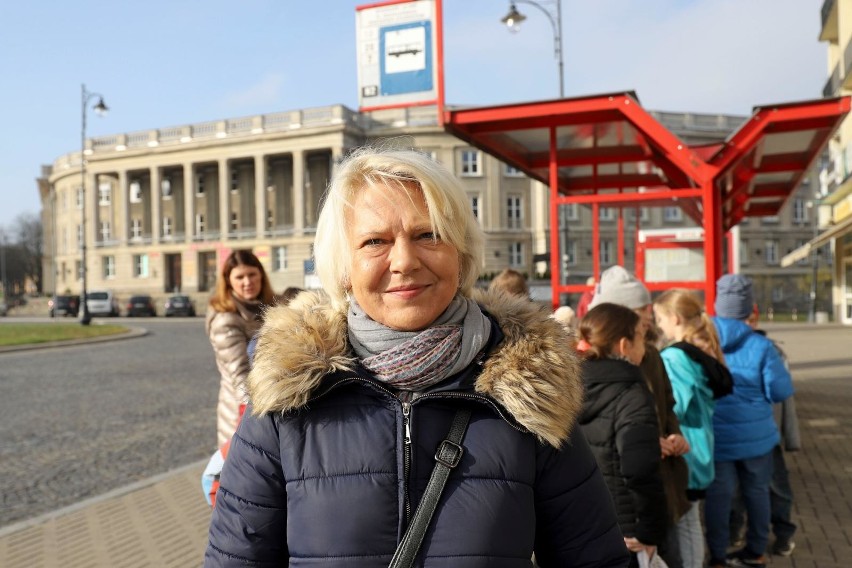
left=346, top=183, right=461, bottom=331
left=621, top=321, right=647, bottom=365
left=229, top=264, right=263, bottom=302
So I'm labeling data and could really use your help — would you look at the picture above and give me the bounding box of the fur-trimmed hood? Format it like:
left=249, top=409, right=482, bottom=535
left=249, top=289, right=583, bottom=448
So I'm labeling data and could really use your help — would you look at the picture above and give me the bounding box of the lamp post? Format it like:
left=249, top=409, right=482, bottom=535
left=501, top=0, right=564, bottom=98
left=808, top=199, right=820, bottom=323
left=79, top=83, right=109, bottom=325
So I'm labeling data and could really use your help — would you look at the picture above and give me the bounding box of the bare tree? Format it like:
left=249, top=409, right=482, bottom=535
left=8, top=213, right=43, bottom=294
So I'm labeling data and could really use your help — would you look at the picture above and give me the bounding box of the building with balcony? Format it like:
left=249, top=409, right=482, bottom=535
left=783, top=0, right=852, bottom=322
left=39, top=102, right=822, bottom=314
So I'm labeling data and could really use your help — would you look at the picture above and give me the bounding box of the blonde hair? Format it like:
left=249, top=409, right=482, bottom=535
left=314, top=146, right=484, bottom=310
left=489, top=268, right=529, bottom=298
left=654, top=288, right=724, bottom=361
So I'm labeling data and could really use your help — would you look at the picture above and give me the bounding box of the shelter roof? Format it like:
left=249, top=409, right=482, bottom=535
left=443, top=93, right=850, bottom=231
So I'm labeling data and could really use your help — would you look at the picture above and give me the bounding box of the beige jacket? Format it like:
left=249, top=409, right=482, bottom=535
left=206, top=300, right=263, bottom=447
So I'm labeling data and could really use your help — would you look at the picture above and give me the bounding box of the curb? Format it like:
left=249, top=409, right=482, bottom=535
left=0, top=325, right=148, bottom=353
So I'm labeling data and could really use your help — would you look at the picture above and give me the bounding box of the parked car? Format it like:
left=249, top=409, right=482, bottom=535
left=86, top=290, right=120, bottom=317
left=126, top=294, right=157, bottom=317
left=164, top=294, right=196, bottom=317
left=48, top=295, right=80, bottom=317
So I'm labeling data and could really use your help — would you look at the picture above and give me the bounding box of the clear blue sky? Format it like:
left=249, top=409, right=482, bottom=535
left=0, top=0, right=826, bottom=230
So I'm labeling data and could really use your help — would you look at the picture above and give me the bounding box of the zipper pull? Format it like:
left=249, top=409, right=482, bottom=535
left=402, top=401, right=412, bottom=445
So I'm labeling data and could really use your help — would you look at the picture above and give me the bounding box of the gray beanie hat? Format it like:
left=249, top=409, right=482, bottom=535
left=589, top=265, right=651, bottom=310
left=714, top=274, right=754, bottom=320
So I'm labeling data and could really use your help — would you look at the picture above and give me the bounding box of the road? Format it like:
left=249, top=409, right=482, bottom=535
left=0, top=318, right=218, bottom=527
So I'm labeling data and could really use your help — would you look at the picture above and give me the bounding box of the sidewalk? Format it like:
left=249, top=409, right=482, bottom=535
left=0, top=323, right=849, bottom=567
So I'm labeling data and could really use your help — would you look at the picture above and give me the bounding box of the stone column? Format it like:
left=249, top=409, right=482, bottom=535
left=218, top=159, right=230, bottom=239
left=117, top=170, right=128, bottom=244
left=150, top=166, right=161, bottom=244
left=183, top=163, right=195, bottom=242
left=293, top=150, right=305, bottom=234
left=254, top=155, right=267, bottom=236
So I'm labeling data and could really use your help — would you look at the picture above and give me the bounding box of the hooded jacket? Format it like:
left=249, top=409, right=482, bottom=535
left=206, top=297, right=264, bottom=447
left=659, top=344, right=722, bottom=493
left=710, top=317, right=794, bottom=461
left=578, top=357, right=668, bottom=546
left=205, top=290, right=629, bottom=568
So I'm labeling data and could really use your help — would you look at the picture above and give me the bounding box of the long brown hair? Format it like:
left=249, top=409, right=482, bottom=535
left=578, top=303, right=640, bottom=360
left=654, top=288, right=724, bottom=361
left=209, top=249, right=275, bottom=312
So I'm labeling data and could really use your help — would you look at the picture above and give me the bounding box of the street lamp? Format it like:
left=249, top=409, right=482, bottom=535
left=79, top=83, right=109, bottom=325
left=501, top=0, right=565, bottom=98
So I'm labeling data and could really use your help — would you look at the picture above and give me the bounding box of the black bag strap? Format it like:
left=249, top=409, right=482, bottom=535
left=388, top=408, right=472, bottom=568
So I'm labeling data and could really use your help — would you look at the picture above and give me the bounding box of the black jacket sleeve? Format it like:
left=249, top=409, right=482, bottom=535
left=613, top=385, right=667, bottom=546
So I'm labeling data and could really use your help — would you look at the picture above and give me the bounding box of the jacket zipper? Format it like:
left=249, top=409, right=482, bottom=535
left=400, top=392, right=413, bottom=524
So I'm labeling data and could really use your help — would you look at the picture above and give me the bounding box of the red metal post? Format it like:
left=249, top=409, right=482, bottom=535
left=549, top=126, right=561, bottom=310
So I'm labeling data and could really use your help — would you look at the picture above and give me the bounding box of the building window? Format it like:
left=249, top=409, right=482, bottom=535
left=62, top=227, right=68, bottom=254
left=99, top=221, right=111, bottom=241
left=103, top=255, right=115, bottom=279
left=470, top=195, right=480, bottom=220
left=129, top=180, right=142, bottom=204
left=161, top=177, right=172, bottom=199
left=267, top=209, right=274, bottom=229
left=508, top=242, right=524, bottom=267
left=507, top=196, right=523, bottom=229
left=75, top=260, right=82, bottom=281
left=640, top=207, right=650, bottom=222
left=230, top=212, right=239, bottom=231
left=195, top=214, right=205, bottom=234
left=663, top=206, right=682, bottom=222
left=133, top=254, right=149, bottom=278
left=98, top=183, right=111, bottom=206
left=460, top=150, right=482, bottom=176
left=762, top=215, right=780, bottom=224
left=76, top=187, right=84, bottom=209
left=131, top=218, right=142, bottom=240
left=739, top=241, right=749, bottom=266
left=599, top=207, right=616, bottom=221
left=765, top=240, right=779, bottom=265
left=195, top=174, right=205, bottom=195
left=230, top=170, right=239, bottom=192
left=273, top=246, right=288, bottom=272
left=565, top=241, right=577, bottom=265
left=600, top=240, right=613, bottom=265
left=565, top=203, right=579, bottom=221
left=792, top=198, right=808, bottom=224
left=504, top=164, right=524, bottom=177
left=163, top=216, right=172, bottom=237
left=795, top=239, right=809, bottom=266
left=77, top=224, right=82, bottom=249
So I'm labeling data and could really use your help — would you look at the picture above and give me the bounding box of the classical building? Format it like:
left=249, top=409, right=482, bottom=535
left=38, top=102, right=825, bottom=314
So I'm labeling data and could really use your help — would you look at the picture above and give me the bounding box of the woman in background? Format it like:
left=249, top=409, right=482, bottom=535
left=577, top=302, right=667, bottom=568
left=654, top=289, right=732, bottom=568
left=205, top=249, right=274, bottom=447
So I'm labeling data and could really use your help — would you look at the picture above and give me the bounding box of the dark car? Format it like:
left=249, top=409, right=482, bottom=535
left=164, top=294, right=196, bottom=317
left=126, top=295, right=156, bottom=317
left=49, top=295, right=81, bottom=317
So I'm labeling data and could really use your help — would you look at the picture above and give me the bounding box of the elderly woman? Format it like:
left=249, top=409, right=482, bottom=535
left=205, top=148, right=628, bottom=567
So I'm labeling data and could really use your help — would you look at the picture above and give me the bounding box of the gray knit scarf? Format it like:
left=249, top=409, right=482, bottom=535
left=348, top=295, right=491, bottom=391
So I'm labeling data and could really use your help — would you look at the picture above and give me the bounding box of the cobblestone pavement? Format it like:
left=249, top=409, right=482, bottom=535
left=0, top=319, right=218, bottom=527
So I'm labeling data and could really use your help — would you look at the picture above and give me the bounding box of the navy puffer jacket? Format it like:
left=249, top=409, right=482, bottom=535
left=205, top=290, right=629, bottom=567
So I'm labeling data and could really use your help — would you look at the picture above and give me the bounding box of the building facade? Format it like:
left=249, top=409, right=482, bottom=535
left=39, top=103, right=823, bottom=314
left=816, top=0, right=852, bottom=323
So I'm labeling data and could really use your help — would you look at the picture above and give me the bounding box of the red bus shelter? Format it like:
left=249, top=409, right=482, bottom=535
left=443, top=92, right=850, bottom=311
